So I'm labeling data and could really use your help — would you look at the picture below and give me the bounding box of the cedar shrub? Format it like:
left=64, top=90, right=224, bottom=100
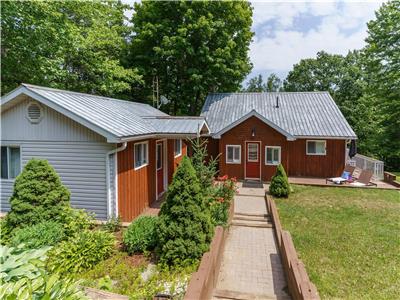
left=156, top=156, right=213, bottom=266
left=6, top=158, right=70, bottom=228
left=269, top=164, right=290, bottom=198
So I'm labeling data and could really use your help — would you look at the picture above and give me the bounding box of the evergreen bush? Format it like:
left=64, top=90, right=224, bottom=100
left=6, top=159, right=70, bottom=229
left=156, top=156, right=213, bottom=266
left=10, top=221, right=66, bottom=250
left=123, top=216, right=158, bottom=254
left=269, top=164, right=290, bottom=198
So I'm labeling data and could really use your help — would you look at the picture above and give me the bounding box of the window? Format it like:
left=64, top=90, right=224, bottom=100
left=265, top=146, right=281, bottom=165
left=306, top=140, right=326, bottom=155
left=134, top=142, right=148, bottom=169
left=156, top=143, right=162, bottom=170
left=247, top=143, right=259, bottom=162
left=1, top=146, right=21, bottom=179
left=174, top=139, right=182, bottom=157
left=226, top=145, right=241, bottom=164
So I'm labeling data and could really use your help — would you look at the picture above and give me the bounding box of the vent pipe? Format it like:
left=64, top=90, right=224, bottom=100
left=275, top=96, right=279, bottom=108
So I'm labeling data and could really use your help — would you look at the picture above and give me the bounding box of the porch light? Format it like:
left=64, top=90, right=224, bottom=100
left=251, top=128, right=255, bottom=137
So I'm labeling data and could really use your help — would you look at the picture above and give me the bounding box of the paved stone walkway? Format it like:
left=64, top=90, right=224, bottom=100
left=214, top=184, right=290, bottom=300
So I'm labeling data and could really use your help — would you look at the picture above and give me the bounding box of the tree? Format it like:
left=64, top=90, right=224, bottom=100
left=156, top=156, right=213, bottom=266
left=243, top=73, right=282, bottom=92
left=1, top=1, right=141, bottom=97
left=269, top=164, right=290, bottom=198
left=6, top=159, right=70, bottom=229
left=128, top=1, right=253, bottom=115
left=364, top=0, right=400, bottom=169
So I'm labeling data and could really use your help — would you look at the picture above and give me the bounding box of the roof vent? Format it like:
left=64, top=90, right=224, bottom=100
left=26, top=102, right=43, bottom=123
left=275, top=96, right=279, bottom=108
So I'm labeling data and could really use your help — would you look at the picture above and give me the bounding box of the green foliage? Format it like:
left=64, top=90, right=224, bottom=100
left=209, top=177, right=237, bottom=226
left=102, top=216, right=122, bottom=233
left=190, top=138, right=219, bottom=195
left=129, top=1, right=253, bottom=114
left=0, top=245, right=87, bottom=299
left=5, top=159, right=70, bottom=229
left=269, top=164, right=290, bottom=198
left=157, top=156, right=213, bottom=266
left=48, top=230, right=115, bottom=275
left=0, top=218, right=13, bottom=245
left=123, top=216, right=158, bottom=254
left=9, top=221, right=66, bottom=250
left=243, top=73, right=282, bottom=92
left=60, top=207, right=96, bottom=237
left=1, top=1, right=141, bottom=97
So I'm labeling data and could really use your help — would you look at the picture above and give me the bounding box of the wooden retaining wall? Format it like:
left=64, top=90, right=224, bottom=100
left=266, top=196, right=320, bottom=300
left=183, top=198, right=235, bottom=300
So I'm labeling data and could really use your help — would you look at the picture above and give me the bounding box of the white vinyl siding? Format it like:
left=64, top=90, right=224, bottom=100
left=306, top=140, right=326, bottom=155
left=265, top=146, right=281, bottom=165
left=174, top=139, right=182, bottom=157
left=134, top=141, right=148, bottom=169
left=226, top=145, right=241, bottom=164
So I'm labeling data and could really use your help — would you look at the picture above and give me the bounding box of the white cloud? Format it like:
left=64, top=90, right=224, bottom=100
left=249, top=1, right=384, bottom=79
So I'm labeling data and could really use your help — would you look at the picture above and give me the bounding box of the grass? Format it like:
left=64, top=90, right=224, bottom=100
left=275, top=185, right=400, bottom=300
left=391, top=171, right=400, bottom=183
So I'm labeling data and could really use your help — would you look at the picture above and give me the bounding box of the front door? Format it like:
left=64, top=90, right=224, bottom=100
left=156, top=142, right=164, bottom=196
left=246, top=142, right=260, bottom=180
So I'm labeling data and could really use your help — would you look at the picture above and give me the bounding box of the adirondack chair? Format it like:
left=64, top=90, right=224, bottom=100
left=326, top=165, right=356, bottom=184
left=350, top=169, right=377, bottom=187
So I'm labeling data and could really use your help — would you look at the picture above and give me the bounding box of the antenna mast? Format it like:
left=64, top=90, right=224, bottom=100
left=152, top=76, right=159, bottom=108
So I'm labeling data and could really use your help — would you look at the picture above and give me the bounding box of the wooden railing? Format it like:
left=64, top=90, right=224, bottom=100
left=183, top=199, right=234, bottom=300
left=266, top=196, right=320, bottom=300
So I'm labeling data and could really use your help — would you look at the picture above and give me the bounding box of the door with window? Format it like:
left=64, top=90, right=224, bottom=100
left=245, top=142, right=261, bottom=180
left=156, top=142, right=164, bottom=197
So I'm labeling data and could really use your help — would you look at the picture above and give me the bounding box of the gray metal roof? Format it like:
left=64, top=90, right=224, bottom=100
left=201, top=92, right=357, bottom=139
left=1, top=84, right=208, bottom=142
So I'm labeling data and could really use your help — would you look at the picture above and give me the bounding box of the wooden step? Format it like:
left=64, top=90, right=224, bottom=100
left=213, top=289, right=280, bottom=300
left=234, top=212, right=269, bottom=218
left=231, top=220, right=273, bottom=228
left=233, top=214, right=271, bottom=222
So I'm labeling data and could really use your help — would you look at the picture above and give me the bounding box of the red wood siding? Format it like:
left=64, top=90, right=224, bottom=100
left=167, top=139, right=187, bottom=183
left=217, top=116, right=346, bottom=181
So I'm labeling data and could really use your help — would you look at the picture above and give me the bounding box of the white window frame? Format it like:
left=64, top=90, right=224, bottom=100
left=226, top=145, right=241, bottom=164
left=174, top=139, right=182, bottom=158
left=265, top=146, right=281, bottom=166
left=306, top=140, right=327, bottom=156
left=1, top=145, right=22, bottom=180
left=134, top=141, right=149, bottom=170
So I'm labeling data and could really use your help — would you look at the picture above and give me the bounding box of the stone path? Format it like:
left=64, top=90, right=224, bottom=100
left=213, top=182, right=290, bottom=300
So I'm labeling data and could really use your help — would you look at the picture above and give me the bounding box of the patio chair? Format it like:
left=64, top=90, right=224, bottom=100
left=350, top=169, right=377, bottom=187
left=326, top=165, right=356, bottom=184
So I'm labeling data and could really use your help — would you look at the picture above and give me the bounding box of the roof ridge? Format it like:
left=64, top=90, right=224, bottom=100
left=207, top=91, right=330, bottom=95
left=22, top=83, right=153, bottom=107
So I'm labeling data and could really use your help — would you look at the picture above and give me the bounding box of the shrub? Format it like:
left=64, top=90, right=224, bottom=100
left=5, top=159, right=70, bottom=229
left=103, top=216, right=122, bottom=233
left=48, top=230, right=116, bottom=275
left=9, top=221, right=66, bottom=250
left=0, top=218, right=13, bottom=245
left=157, top=156, right=213, bottom=266
left=123, top=216, right=158, bottom=254
left=60, top=207, right=95, bottom=236
left=269, top=164, right=290, bottom=198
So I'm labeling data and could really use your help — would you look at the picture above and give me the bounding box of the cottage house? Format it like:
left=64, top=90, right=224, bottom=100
left=1, top=84, right=209, bottom=221
left=201, top=92, right=357, bottom=181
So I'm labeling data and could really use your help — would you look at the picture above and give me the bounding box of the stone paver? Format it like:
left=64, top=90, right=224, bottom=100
left=215, top=186, right=290, bottom=300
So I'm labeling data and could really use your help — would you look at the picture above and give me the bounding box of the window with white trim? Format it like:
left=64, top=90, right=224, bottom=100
left=1, top=146, right=21, bottom=179
left=134, top=142, right=148, bottom=169
left=226, top=145, right=241, bottom=164
left=306, top=140, right=326, bottom=155
left=174, top=139, right=182, bottom=157
left=265, top=146, right=281, bottom=165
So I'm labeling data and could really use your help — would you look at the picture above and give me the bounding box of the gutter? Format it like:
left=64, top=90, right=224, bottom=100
left=106, top=142, right=127, bottom=219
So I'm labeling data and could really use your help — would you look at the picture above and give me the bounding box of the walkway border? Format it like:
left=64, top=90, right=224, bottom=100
left=184, top=199, right=235, bottom=300
left=266, top=195, right=320, bottom=300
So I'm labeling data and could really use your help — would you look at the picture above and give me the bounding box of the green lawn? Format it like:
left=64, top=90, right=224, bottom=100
left=275, top=185, right=400, bottom=300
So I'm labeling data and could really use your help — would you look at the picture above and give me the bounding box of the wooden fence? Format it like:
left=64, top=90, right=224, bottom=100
left=266, top=196, right=320, bottom=300
left=183, top=198, right=235, bottom=300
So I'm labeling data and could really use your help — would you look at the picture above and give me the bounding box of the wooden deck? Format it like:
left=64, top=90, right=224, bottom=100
left=288, top=177, right=399, bottom=190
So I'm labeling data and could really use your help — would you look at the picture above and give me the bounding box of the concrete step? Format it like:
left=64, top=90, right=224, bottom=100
left=231, top=220, right=273, bottom=228
left=213, top=289, right=281, bottom=300
left=233, top=214, right=271, bottom=222
left=235, top=212, right=269, bottom=218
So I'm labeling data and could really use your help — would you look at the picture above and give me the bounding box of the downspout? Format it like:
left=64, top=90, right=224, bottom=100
left=106, top=142, right=127, bottom=219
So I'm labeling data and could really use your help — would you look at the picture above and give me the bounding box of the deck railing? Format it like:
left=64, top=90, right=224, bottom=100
left=346, top=150, right=384, bottom=180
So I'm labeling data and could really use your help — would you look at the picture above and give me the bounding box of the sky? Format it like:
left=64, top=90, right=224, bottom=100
left=123, top=0, right=384, bottom=83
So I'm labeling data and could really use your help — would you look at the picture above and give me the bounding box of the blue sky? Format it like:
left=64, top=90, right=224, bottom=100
left=124, top=0, right=384, bottom=83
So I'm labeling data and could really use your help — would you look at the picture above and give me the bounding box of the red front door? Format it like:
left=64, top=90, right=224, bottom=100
left=246, top=142, right=260, bottom=180
left=156, top=142, right=164, bottom=196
